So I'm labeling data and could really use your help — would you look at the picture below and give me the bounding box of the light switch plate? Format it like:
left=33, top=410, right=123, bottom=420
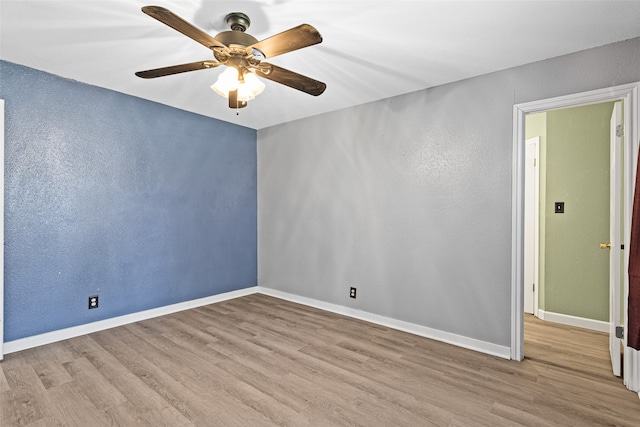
left=555, top=202, right=564, bottom=213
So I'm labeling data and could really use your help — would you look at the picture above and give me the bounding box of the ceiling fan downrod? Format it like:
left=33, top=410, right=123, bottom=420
left=225, top=12, right=250, bottom=32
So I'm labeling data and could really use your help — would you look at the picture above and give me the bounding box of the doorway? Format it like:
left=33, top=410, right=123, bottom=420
left=510, top=83, right=639, bottom=379
left=524, top=103, right=615, bottom=325
left=522, top=102, right=618, bottom=373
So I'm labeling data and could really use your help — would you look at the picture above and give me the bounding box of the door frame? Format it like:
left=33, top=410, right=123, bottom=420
left=511, top=82, right=639, bottom=362
left=1, top=99, right=4, bottom=360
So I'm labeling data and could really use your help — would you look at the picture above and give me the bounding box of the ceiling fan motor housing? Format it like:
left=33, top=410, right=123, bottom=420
left=215, top=30, right=259, bottom=49
left=215, top=13, right=261, bottom=62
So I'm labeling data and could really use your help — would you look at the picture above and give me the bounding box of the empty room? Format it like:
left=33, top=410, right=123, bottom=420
left=2, top=1, right=640, bottom=425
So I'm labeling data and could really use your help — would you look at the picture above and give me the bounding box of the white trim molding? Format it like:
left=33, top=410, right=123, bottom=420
left=3, top=287, right=259, bottom=355
left=537, top=310, right=609, bottom=333
left=258, top=287, right=511, bottom=359
left=3, top=285, right=511, bottom=360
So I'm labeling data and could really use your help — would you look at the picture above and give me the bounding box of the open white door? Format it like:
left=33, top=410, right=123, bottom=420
left=609, top=101, right=623, bottom=377
left=524, top=137, right=539, bottom=315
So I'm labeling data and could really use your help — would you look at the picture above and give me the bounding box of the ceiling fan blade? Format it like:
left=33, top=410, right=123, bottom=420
left=135, top=60, right=220, bottom=79
left=141, top=6, right=228, bottom=52
left=228, top=89, right=248, bottom=109
left=255, top=63, right=326, bottom=96
left=247, top=24, right=322, bottom=59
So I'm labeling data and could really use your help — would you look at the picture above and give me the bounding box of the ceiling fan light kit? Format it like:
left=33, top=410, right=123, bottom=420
left=210, top=67, right=265, bottom=102
left=135, top=6, right=326, bottom=110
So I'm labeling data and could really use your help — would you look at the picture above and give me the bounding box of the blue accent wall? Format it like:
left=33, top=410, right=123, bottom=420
left=1, top=61, right=257, bottom=341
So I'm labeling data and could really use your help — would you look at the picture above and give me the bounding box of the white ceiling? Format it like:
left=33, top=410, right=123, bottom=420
left=2, top=1, right=640, bottom=130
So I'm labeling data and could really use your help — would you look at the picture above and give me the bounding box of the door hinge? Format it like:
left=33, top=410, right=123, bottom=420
left=533, top=283, right=535, bottom=292
left=615, top=326, right=624, bottom=339
left=533, top=158, right=537, bottom=167
left=616, top=125, right=624, bottom=137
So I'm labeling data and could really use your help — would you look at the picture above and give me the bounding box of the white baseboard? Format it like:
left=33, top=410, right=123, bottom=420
left=3, top=287, right=259, bottom=355
left=258, top=287, right=511, bottom=359
left=537, top=309, right=609, bottom=333
left=3, top=285, right=511, bottom=360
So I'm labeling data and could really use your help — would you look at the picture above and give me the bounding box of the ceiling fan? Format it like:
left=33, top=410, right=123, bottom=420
left=135, top=6, right=326, bottom=109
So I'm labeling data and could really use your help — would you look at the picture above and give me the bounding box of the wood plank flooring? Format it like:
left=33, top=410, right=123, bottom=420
left=1, top=294, right=639, bottom=426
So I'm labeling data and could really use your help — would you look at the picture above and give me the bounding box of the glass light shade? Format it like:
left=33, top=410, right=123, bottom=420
left=238, top=72, right=265, bottom=101
left=210, top=68, right=265, bottom=102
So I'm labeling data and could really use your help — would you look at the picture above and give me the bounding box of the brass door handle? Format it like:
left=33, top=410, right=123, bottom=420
left=600, top=243, right=611, bottom=249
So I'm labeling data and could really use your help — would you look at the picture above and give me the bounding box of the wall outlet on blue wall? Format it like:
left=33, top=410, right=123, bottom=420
left=88, top=295, right=99, bottom=309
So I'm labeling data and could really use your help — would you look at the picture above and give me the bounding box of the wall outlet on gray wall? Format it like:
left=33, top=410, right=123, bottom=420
left=350, top=287, right=357, bottom=298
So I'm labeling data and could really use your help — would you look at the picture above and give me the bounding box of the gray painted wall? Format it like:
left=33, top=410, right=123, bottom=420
left=257, top=37, right=640, bottom=348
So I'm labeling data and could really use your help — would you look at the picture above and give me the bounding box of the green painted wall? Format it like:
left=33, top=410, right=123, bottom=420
left=544, top=102, right=614, bottom=322
left=525, top=112, right=547, bottom=310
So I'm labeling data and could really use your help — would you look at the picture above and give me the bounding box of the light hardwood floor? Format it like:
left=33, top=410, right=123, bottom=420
left=1, top=294, right=639, bottom=426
